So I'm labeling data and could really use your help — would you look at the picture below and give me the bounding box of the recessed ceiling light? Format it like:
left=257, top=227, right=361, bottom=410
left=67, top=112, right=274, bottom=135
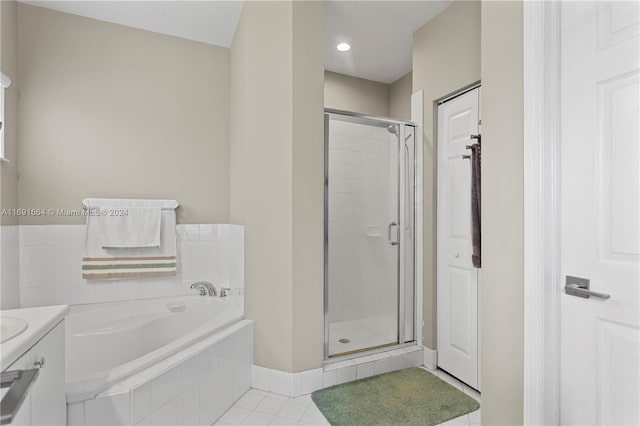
left=337, top=43, right=351, bottom=52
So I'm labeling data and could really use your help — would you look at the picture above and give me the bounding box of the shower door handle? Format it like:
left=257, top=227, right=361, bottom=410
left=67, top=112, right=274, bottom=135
left=388, top=222, right=400, bottom=246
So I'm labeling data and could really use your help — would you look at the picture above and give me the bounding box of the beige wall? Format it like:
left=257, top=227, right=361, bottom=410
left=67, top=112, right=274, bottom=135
left=0, top=0, right=21, bottom=310
left=0, top=0, right=19, bottom=226
left=291, top=1, right=325, bottom=373
left=230, top=0, right=324, bottom=373
left=481, top=1, right=524, bottom=424
left=230, top=0, right=294, bottom=371
left=412, top=0, right=481, bottom=350
left=324, top=70, right=413, bottom=121
left=17, top=4, right=230, bottom=225
left=324, top=70, right=390, bottom=117
left=389, top=72, right=412, bottom=121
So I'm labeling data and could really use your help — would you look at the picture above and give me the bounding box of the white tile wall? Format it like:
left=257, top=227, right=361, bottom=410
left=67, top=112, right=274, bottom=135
left=353, top=356, right=375, bottom=379
left=15, top=224, right=244, bottom=309
left=327, top=121, right=398, bottom=334
left=323, top=346, right=423, bottom=388
left=85, top=391, right=130, bottom=426
left=0, top=225, right=20, bottom=309
left=292, top=369, right=323, bottom=397
left=250, top=366, right=324, bottom=399
left=371, top=352, right=392, bottom=375
left=67, top=401, right=85, bottom=426
left=70, top=320, right=253, bottom=426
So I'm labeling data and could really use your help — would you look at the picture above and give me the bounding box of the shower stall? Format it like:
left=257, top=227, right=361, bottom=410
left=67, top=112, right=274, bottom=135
left=324, top=109, right=417, bottom=358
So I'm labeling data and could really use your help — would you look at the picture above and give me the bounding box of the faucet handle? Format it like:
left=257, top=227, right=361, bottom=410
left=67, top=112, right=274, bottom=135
left=190, top=283, right=206, bottom=296
left=220, top=287, right=232, bottom=297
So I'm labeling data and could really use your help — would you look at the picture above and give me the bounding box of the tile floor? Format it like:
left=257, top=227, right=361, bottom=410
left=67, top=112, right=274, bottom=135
left=427, top=368, right=481, bottom=426
left=215, top=367, right=481, bottom=426
left=214, top=389, right=328, bottom=425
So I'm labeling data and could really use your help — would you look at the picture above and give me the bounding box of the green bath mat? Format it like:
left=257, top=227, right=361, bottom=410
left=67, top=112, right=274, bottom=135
left=311, top=367, right=480, bottom=426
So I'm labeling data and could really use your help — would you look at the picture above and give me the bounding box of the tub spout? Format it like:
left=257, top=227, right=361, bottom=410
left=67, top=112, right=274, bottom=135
left=190, top=281, right=217, bottom=296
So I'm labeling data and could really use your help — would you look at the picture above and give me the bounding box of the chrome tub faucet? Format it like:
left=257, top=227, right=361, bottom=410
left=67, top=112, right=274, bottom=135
left=190, top=281, right=217, bottom=296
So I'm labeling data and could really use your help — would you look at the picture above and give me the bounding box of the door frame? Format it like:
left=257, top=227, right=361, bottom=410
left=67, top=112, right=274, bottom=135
left=523, top=1, right=561, bottom=424
left=435, top=85, right=482, bottom=390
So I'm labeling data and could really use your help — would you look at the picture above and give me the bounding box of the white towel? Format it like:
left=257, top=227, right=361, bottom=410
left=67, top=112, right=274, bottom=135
left=82, top=199, right=179, bottom=281
left=99, top=207, right=161, bottom=248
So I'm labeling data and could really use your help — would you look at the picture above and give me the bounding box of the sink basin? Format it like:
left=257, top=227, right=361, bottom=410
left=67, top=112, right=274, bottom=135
left=0, top=317, right=28, bottom=343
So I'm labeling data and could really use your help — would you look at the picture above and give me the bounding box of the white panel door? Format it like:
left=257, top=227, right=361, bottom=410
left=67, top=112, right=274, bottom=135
left=560, top=2, right=640, bottom=424
left=437, top=87, right=480, bottom=390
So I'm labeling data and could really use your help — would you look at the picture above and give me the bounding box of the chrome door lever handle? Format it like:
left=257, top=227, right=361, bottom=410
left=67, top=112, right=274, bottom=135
left=564, top=284, right=610, bottom=300
left=564, top=276, right=610, bottom=300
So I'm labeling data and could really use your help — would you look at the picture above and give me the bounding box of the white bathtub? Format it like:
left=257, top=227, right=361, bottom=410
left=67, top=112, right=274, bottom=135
left=66, top=295, right=245, bottom=404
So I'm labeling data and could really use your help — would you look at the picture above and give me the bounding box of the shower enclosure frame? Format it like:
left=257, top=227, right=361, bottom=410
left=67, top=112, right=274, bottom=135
left=323, top=108, right=419, bottom=360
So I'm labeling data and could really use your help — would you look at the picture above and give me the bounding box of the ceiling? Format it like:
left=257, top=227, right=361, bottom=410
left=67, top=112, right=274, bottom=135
left=19, top=1, right=244, bottom=48
left=325, top=1, right=453, bottom=84
left=19, top=0, right=451, bottom=84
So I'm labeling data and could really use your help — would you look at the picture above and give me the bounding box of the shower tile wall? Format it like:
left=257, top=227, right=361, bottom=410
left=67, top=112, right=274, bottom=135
left=328, top=120, right=398, bottom=352
left=16, top=224, right=244, bottom=309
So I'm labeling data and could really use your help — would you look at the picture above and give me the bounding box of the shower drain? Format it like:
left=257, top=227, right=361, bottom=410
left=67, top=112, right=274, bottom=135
left=338, top=338, right=350, bottom=344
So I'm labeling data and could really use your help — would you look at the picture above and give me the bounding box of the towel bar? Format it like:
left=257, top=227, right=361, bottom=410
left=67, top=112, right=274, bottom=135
left=81, top=198, right=179, bottom=211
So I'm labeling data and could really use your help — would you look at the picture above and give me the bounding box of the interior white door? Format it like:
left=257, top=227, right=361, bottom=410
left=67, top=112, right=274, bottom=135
left=437, top=87, right=480, bottom=390
left=560, top=2, right=640, bottom=424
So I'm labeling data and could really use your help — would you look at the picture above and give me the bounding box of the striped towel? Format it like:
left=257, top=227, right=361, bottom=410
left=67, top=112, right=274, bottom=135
left=82, top=200, right=178, bottom=280
left=82, top=255, right=177, bottom=280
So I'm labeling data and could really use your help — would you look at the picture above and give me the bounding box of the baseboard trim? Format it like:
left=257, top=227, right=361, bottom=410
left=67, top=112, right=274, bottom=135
left=422, top=346, right=437, bottom=370
left=251, top=365, right=324, bottom=397
left=253, top=346, right=425, bottom=397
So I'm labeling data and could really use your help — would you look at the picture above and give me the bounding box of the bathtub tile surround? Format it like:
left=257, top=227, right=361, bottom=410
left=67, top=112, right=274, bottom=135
left=251, top=345, right=424, bottom=398
left=67, top=320, right=253, bottom=426
left=16, top=224, right=244, bottom=308
left=84, top=391, right=130, bottom=426
left=131, top=382, right=152, bottom=425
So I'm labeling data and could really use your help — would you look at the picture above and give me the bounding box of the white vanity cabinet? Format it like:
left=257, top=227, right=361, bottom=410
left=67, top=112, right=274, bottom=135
left=4, top=320, right=66, bottom=426
left=5, top=352, right=32, bottom=426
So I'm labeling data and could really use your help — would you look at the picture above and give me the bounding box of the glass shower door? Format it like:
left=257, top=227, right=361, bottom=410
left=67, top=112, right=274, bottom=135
left=325, top=113, right=400, bottom=357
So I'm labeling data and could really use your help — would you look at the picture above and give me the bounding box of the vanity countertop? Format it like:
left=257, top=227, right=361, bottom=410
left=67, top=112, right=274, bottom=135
left=1, top=305, right=69, bottom=371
